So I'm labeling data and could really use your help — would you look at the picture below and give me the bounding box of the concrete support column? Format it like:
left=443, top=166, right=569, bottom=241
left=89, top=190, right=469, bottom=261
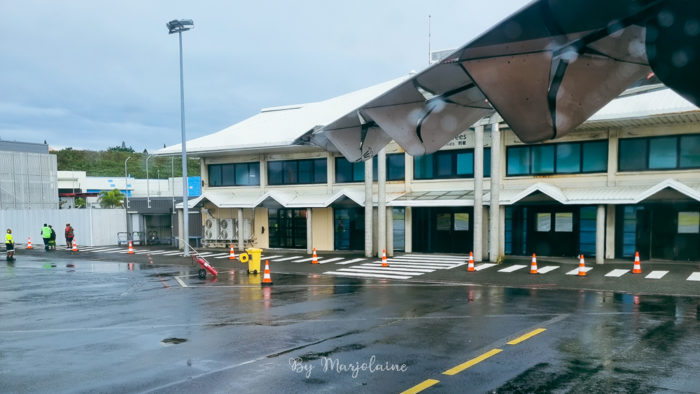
left=405, top=206, right=413, bottom=253
left=306, top=207, right=312, bottom=254
left=377, top=148, right=386, bottom=257
left=386, top=207, right=394, bottom=257
left=473, top=125, right=484, bottom=261
left=364, top=158, right=373, bottom=257
left=489, top=121, right=501, bottom=262
left=177, top=209, right=184, bottom=250
left=596, top=205, right=605, bottom=264
left=605, top=205, right=616, bottom=259
left=498, top=206, right=506, bottom=257
left=237, top=208, right=244, bottom=251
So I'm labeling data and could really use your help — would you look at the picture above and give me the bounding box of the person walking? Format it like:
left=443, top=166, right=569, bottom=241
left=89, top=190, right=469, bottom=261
left=41, top=224, right=51, bottom=251
left=49, top=225, right=57, bottom=251
left=5, top=229, right=15, bottom=261
left=65, top=223, right=74, bottom=249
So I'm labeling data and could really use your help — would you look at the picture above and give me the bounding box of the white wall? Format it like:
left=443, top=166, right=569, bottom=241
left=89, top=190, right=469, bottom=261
left=0, top=208, right=126, bottom=246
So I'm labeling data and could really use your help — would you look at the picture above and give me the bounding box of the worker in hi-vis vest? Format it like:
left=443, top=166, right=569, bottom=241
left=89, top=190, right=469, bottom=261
left=41, top=223, right=51, bottom=251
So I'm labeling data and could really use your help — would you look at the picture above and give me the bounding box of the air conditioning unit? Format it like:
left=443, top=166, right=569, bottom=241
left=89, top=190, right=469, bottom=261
left=204, top=218, right=219, bottom=240
left=218, top=219, right=234, bottom=240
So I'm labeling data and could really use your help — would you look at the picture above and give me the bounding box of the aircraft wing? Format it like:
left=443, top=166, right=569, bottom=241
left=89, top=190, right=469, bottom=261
left=313, top=0, right=699, bottom=159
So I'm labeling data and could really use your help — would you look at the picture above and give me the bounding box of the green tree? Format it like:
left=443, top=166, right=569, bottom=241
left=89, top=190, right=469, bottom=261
left=75, top=197, right=86, bottom=208
left=98, top=189, right=125, bottom=208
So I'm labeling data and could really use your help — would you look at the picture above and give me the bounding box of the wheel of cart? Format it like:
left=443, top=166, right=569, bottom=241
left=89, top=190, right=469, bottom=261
left=198, top=268, right=207, bottom=279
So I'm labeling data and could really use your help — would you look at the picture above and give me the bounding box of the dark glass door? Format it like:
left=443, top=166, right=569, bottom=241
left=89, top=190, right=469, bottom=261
left=334, top=208, right=364, bottom=250
left=268, top=208, right=307, bottom=249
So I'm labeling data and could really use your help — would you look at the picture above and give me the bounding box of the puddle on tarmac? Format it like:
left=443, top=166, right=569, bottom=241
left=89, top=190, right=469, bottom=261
left=161, top=337, right=188, bottom=345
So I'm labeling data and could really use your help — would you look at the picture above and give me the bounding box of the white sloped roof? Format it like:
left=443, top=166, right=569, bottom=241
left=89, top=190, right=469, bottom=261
left=156, top=76, right=410, bottom=156
left=588, top=86, right=699, bottom=121
left=497, top=179, right=700, bottom=205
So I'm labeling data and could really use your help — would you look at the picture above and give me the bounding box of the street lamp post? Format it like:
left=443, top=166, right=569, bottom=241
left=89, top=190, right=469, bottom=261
left=167, top=19, right=193, bottom=256
left=124, top=156, right=131, bottom=209
left=146, top=155, right=152, bottom=209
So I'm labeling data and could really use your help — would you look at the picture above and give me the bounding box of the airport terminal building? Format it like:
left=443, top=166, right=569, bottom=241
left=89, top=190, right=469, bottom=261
left=160, top=82, right=700, bottom=262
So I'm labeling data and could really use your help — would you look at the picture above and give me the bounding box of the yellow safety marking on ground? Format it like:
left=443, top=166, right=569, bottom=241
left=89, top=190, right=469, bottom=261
left=400, top=379, right=440, bottom=394
left=507, top=328, right=547, bottom=345
left=442, top=348, right=502, bottom=376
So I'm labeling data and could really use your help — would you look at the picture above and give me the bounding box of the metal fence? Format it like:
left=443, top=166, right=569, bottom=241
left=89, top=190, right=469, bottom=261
left=0, top=207, right=126, bottom=246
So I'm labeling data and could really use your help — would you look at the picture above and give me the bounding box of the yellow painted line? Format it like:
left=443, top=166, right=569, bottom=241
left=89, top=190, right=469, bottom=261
left=507, top=328, right=547, bottom=345
left=442, top=348, right=502, bottom=376
left=400, top=379, right=440, bottom=394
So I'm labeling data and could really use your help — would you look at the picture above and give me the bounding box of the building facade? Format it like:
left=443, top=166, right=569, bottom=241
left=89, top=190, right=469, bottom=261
left=162, top=84, right=700, bottom=262
left=0, top=140, right=58, bottom=209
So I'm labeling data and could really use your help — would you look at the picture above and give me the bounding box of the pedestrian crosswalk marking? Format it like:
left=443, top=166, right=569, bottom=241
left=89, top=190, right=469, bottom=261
left=474, top=263, right=496, bottom=271
left=260, top=255, right=282, bottom=260
left=566, top=267, right=593, bottom=275
left=336, top=258, right=366, bottom=265
left=645, top=271, right=669, bottom=279
left=292, top=256, right=324, bottom=263
left=270, top=256, right=303, bottom=262
left=387, top=261, right=462, bottom=268
left=319, top=257, right=345, bottom=264
left=390, top=257, right=465, bottom=264
left=605, top=269, right=629, bottom=277
left=498, top=264, right=528, bottom=273
left=360, top=264, right=434, bottom=272
left=325, top=271, right=411, bottom=280
left=337, top=267, right=424, bottom=275
left=537, top=266, right=559, bottom=274
left=687, top=272, right=700, bottom=281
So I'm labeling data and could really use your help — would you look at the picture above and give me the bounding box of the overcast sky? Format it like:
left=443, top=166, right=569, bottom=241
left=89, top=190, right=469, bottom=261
left=0, top=0, right=529, bottom=152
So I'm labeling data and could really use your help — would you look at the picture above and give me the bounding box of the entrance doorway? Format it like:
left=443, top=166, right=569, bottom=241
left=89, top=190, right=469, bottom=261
left=412, top=207, right=473, bottom=254
left=334, top=208, right=364, bottom=250
left=268, top=208, right=307, bottom=249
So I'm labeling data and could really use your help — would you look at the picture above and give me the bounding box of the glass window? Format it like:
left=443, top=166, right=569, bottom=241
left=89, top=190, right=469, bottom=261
left=436, top=152, right=453, bottom=177
left=536, top=213, right=551, bottom=232
left=436, top=213, right=451, bottom=231
left=554, top=212, right=573, bottom=232
left=507, top=146, right=530, bottom=175
left=484, top=148, right=491, bottom=177
left=532, top=145, right=554, bottom=174
left=414, top=154, right=433, bottom=179
left=579, top=207, right=596, bottom=256
left=387, top=154, right=405, bottom=181
left=235, top=164, right=249, bottom=185
left=221, top=164, right=235, bottom=186
left=678, top=211, right=700, bottom=234
left=314, top=159, right=327, bottom=183
left=208, top=165, right=222, bottom=186
left=335, top=158, right=352, bottom=183
left=267, top=161, right=283, bottom=185
left=582, top=141, right=608, bottom=172
left=297, top=160, right=313, bottom=184
left=283, top=161, right=297, bottom=184
left=619, top=138, right=648, bottom=171
left=556, top=143, right=581, bottom=173
left=456, top=152, right=473, bottom=176
left=249, top=163, right=260, bottom=185
left=649, top=137, right=677, bottom=169
left=680, top=135, right=700, bottom=168
left=352, top=162, right=365, bottom=182
left=454, top=213, right=469, bottom=231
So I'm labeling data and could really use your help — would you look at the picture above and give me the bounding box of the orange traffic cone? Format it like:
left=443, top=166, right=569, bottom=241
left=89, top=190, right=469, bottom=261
left=467, top=252, right=475, bottom=272
left=578, top=254, right=587, bottom=277
left=72, top=239, right=78, bottom=252
left=26, top=236, right=33, bottom=249
left=311, top=247, right=318, bottom=264
left=632, top=251, right=642, bottom=274
left=530, top=253, right=538, bottom=274
left=381, top=249, right=389, bottom=267
left=261, top=260, right=273, bottom=286
left=228, top=244, right=237, bottom=260
left=127, top=240, right=134, bottom=254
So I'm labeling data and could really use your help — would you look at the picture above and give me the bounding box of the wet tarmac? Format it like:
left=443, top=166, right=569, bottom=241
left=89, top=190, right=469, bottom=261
left=1, top=254, right=698, bottom=393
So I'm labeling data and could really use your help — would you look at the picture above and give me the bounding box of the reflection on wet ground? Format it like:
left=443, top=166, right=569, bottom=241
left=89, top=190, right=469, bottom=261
left=0, top=255, right=698, bottom=393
